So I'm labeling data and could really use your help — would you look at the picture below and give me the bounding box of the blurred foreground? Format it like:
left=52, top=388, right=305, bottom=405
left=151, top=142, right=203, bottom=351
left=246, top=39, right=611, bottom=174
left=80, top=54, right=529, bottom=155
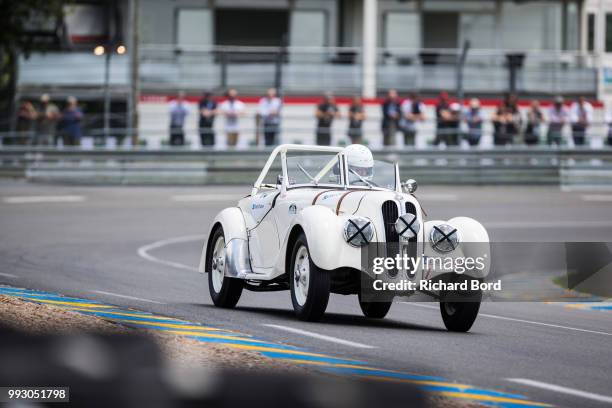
left=0, top=294, right=428, bottom=408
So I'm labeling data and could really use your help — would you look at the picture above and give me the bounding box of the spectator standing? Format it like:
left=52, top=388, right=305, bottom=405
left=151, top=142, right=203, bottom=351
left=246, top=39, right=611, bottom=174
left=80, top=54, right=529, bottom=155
left=606, top=106, right=612, bottom=146
left=463, top=98, right=483, bottom=147
left=59, top=96, right=83, bottom=146
left=434, top=91, right=452, bottom=146
left=15, top=101, right=37, bottom=145
left=219, top=89, right=245, bottom=147
left=381, top=89, right=401, bottom=146
left=547, top=96, right=569, bottom=145
left=399, top=93, right=425, bottom=147
left=315, top=92, right=339, bottom=146
left=347, top=95, right=366, bottom=144
left=198, top=92, right=217, bottom=147
left=570, top=96, right=593, bottom=146
left=169, top=92, right=189, bottom=146
left=447, top=103, right=462, bottom=146
left=524, top=100, right=544, bottom=145
left=504, top=93, right=522, bottom=144
left=258, top=88, right=282, bottom=146
left=492, top=93, right=521, bottom=146
left=36, top=94, right=60, bottom=146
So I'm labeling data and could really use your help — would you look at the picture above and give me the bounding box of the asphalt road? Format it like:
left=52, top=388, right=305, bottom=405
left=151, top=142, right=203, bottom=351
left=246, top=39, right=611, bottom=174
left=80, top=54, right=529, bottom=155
left=0, top=180, right=611, bottom=408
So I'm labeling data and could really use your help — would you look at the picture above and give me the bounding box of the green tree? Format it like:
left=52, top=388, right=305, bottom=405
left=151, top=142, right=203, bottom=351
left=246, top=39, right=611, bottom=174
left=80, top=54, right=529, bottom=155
left=0, top=0, right=69, bottom=132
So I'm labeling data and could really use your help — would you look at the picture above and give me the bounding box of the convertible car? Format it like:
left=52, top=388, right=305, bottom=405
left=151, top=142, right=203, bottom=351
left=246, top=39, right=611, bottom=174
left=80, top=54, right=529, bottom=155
left=200, top=144, right=490, bottom=332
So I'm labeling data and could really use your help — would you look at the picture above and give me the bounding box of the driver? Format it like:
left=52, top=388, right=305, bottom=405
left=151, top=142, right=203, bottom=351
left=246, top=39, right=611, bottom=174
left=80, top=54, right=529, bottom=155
left=344, top=144, right=374, bottom=183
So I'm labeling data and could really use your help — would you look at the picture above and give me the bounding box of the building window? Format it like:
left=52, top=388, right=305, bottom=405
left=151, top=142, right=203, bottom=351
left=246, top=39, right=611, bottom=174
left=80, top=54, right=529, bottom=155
left=215, top=8, right=289, bottom=47
left=607, top=14, right=612, bottom=52
left=384, top=12, right=420, bottom=49
left=587, top=13, right=595, bottom=51
left=565, top=1, right=579, bottom=50
left=290, top=10, right=326, bottom=48
left=177, top=9, right=212, bottom=47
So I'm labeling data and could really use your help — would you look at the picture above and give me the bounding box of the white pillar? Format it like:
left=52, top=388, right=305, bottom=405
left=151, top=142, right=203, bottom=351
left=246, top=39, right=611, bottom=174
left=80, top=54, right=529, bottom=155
left=595, top=0, right=605, bottom=101
left=362, top=0, right=377, bottom=98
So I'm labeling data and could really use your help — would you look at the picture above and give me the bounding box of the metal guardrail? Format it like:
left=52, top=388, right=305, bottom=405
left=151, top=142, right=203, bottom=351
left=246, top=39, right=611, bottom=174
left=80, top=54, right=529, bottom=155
left=1, top=147, right=612, bottom=186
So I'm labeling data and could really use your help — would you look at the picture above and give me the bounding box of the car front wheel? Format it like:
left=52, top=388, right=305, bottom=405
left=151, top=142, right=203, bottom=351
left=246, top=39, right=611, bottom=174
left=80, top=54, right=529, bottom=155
left=289, top=233, right=330, bottom=321
left=207, top=226, right=243, bottom=308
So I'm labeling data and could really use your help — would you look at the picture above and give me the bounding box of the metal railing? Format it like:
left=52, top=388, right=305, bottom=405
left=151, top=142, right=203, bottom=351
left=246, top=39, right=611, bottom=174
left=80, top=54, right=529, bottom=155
left=3, top=114, right=611, bottom=150
left=17, top=46, right=599, bottom=96
left=1, top=146, right=611, bottom=187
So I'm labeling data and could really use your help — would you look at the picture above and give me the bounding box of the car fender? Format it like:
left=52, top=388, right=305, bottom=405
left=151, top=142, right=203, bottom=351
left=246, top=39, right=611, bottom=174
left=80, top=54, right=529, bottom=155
left=199, top=207, right=251, bottom=278
left=278, top=205, right=362, bottom=272
left=423, top=217, right=490, bottom=279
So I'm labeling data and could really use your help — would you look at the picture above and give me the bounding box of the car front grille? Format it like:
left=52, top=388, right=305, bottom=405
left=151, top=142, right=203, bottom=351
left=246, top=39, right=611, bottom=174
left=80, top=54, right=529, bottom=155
left=405, top=201, right=418, bottom=243
left=405, top=201, right=418, bottom=276
left=381, top=200, right=400, bottom=277
left=381, top=200, right=399, bottom=243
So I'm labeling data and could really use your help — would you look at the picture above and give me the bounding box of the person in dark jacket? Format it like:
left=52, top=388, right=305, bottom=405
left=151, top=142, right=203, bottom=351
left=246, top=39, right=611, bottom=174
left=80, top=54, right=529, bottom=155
left=315, top=92, right=340, bottom=145
left=347, top=95, right=366, bottom=144
left=524, top=100, right=544, bottom=145
left=381, top=89, right=401, bottom=146
left=434, top=91, right=452, bottom=145
left=59, top=96, right=83, bottom=146
left=198, top=92, right=217, bottom=147
left=492, top=93, right=521, bottom=146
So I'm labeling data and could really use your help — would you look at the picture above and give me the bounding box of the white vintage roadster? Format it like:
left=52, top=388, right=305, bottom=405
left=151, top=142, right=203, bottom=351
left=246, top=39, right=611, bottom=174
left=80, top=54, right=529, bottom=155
left=200, top=144, right=490, bottom=331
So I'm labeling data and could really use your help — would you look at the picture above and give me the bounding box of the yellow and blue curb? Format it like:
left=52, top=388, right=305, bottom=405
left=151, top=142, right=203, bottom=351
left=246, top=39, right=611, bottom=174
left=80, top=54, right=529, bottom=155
left=546, top=301, right=612, bottom=311
left=0, top=285, right=550, bottom=408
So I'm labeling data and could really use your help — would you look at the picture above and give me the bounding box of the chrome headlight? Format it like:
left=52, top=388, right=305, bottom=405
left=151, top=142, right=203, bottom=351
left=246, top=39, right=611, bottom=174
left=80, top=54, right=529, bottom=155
left=343, top=216, right=374, bottom=247
left=395, top=213, right=420, bottom=240
left=430, top=223, right=460, bottom=252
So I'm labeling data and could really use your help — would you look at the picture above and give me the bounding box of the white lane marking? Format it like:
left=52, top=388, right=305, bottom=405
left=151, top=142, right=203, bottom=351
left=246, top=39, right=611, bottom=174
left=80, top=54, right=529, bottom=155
left=263, top=324, right=376, bottom=349
left=137, top=235, right=205, bottom=272
left=0, top=272, right=18, bottom=278
left=3, top=195, right=85, bottom=204
left=90, top=290, right=166, bottom=304
left=581, top=194, right=612, bottom=202
left=171, top=194, right=241, bottom=202
left=507, top=378, right=612, bottom=404
left=417, top=193, right=457, bottom=201
left=485, top=220, right=612, bottom=229
left=403, top=302, right=612, bottom=336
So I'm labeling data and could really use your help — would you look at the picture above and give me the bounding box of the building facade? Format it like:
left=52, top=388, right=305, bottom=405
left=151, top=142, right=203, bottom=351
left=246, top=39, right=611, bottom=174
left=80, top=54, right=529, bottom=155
left=18, top=0, right=600, bottom=99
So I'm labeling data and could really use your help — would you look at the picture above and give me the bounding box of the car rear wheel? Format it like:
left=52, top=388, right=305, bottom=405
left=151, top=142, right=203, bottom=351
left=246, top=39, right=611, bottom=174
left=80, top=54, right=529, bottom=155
left=358, top=293, right=392, bottom=318
left=439, top=293, right=481, bottom=332
left=207, top=226, right=243, bottom=308
left=289, top=233, right=330, bottom=321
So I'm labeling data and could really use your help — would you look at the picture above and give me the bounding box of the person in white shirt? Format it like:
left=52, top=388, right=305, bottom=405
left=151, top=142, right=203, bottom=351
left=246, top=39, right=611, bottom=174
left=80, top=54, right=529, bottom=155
left=258, top=88, right=282, bottom=146
left=219, top=89, right=245, bottom=147
left=399, top=93, right=425, bottom=147
left=569, top=96, right=593, bottom=146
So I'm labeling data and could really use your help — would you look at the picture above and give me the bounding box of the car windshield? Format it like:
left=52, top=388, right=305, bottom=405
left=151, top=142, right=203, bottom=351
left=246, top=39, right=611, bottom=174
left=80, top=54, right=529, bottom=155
left=347, top=159, right=396, bottom=190
left=285, top=152, right=396, bottom=190
left=286, top=153, right=342, bottom=186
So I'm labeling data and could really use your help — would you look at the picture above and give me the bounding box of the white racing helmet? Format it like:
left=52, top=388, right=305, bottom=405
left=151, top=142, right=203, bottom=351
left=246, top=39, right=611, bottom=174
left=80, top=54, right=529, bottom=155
left=344, top=144, right=374, bottom=180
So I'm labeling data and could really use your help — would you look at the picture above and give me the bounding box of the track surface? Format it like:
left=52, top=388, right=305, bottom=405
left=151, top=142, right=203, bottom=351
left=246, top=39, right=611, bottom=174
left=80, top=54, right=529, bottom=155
left=1, top=181, right=611, bottom=407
